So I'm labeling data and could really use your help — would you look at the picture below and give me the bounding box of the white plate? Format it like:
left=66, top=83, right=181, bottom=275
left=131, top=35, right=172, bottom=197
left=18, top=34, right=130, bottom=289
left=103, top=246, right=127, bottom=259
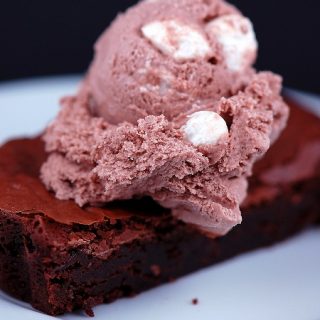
left=0, top=77, right=319, bottom=320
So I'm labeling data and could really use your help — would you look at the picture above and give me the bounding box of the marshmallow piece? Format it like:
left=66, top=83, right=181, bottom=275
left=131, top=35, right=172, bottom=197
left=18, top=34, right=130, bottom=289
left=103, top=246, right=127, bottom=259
left=142, top=20, right=212, bottom=61
left=182, top=111, right=228, bottom=146
left=206, top=14, right=258, bottom=72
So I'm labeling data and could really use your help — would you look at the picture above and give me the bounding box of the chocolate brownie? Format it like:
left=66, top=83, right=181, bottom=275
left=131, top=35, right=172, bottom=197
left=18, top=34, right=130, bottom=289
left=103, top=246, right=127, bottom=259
left=0, top=99, right=319, bottom=316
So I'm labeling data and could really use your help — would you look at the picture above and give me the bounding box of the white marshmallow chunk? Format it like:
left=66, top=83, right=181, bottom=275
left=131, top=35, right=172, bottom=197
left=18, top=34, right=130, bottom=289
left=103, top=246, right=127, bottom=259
left=142, top=20, right=212, bottom=61
left=206, top=14, right=258, bottom=71
left=182, top=111, right=228, bottom=146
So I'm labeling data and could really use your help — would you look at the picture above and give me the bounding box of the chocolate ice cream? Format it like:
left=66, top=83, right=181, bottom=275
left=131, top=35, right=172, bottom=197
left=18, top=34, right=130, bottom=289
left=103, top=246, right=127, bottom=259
left=41, top=0, right=289, bottom=236
left=85, top=0, right=257, bottom=124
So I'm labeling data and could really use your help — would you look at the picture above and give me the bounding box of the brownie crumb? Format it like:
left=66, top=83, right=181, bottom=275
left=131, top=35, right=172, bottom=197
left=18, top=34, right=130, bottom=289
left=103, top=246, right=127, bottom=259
left=192, top=298, right=199, bottom=305
left=85, top=307, right=95, bottom=317
left=150, top=264, right=161, bottom=277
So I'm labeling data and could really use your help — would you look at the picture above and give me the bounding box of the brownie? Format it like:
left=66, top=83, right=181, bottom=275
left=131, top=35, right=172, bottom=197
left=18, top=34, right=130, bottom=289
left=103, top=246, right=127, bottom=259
left=0, top=99, right=319, bottom=316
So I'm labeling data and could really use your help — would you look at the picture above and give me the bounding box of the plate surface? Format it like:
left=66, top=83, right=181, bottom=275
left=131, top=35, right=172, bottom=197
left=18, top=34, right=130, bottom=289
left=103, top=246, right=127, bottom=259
left=0, top=77, right=319, bottom=320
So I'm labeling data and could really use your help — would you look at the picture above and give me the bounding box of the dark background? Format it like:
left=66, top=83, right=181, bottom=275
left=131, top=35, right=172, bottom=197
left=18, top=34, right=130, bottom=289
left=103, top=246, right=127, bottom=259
left=0, top=0, right=319, bottom=93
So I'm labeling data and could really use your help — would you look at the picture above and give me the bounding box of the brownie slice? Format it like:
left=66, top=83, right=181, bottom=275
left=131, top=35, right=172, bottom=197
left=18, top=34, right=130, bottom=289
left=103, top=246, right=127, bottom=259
left=0, top=99, right=319, bottom=316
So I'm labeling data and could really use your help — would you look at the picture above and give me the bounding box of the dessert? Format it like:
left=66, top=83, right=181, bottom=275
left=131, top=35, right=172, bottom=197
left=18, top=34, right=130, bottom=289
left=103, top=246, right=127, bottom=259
left=0, top=98, right=319, bottom=316
left=1, top=0, right=318, bottom=316
left=40, top=0, right=289, bottom=236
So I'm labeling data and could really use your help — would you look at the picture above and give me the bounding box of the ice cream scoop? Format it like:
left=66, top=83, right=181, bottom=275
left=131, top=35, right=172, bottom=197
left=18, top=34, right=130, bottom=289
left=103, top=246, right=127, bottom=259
left=41, top=0, right=289, bottom=237
left=84, top=0, right=257, bottom=125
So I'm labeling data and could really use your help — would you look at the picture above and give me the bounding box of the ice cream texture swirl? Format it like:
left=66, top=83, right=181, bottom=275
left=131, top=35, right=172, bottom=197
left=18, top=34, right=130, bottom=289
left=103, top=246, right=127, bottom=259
left=41, top=0, right=289, bottom=236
